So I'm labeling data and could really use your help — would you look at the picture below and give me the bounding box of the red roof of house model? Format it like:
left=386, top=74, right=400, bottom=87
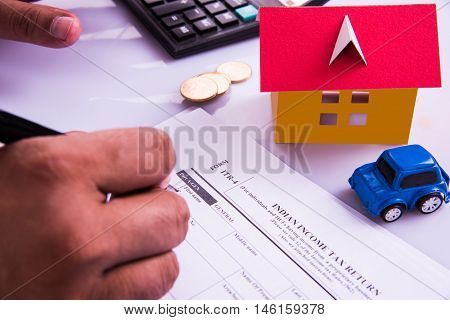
left=260, top=5, right=441, bottom=92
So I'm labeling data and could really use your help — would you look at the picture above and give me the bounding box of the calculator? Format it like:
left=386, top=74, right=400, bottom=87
left=122, top=0, right=329, bottom=58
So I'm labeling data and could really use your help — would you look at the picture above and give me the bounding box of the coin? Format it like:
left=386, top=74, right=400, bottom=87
left=180, top=77, right=218, bottom=102
left=198, top=72, right=231, bottom=95
left=216, top=61, right=252, bottom=83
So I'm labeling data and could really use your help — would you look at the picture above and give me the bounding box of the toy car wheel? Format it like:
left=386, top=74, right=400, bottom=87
left=417, top=194, right=443, bottom=214
left=381, top=205, right=404, bottom=222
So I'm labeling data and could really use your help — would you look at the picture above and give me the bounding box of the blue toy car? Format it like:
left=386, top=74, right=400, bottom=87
left=349, top=145, right=449, bottom=222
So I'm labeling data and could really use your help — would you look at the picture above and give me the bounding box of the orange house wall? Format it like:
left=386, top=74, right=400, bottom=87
left=271, top=89, right=418, bottom=144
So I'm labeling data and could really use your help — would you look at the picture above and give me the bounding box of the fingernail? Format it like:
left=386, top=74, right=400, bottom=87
left=159, top=176, right=171, bottom=189
left=50, top=16, right=74, bottom=41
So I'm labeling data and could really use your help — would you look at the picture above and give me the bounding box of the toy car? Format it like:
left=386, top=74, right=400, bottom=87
left=349, top=145, right=449, bottom=222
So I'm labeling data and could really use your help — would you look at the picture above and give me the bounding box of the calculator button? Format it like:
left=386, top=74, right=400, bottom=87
left=234, top=4, right=258, bottom=22
left=196, top=0, right=215, bottom=4
left=204, top=2, right=227, bottom=15
left=172, top=25, right=196, bottom=40
left=161, top=14, right=184, bottom=28
left=142, top=0, right=164, bottom=7
left=193, top=18, right=217, bottom=33
left=184, top=8, right=206, bottom=22
left=152, top=0, right=195, bottom=17
left=214, top=11, right=238, bottom=27
left=224, top=0, right=247, bottom=9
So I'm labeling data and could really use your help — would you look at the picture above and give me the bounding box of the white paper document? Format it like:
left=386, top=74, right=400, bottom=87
left=156, top=109, right=450, bottom=300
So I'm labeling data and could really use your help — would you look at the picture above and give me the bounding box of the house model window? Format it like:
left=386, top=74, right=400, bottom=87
left=322, top=91, right=340, bottom=103
left=351, top=91, right=370, bottom=103
left=349, top=113, right=368, bottom=126
left=320, top=113, right=338, bottom=125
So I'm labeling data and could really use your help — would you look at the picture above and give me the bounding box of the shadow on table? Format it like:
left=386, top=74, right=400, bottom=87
left=180, top=91, right=232, bottom=115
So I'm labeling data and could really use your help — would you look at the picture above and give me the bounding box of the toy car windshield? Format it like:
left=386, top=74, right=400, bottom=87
left=376, top=157, right=395, bottom=185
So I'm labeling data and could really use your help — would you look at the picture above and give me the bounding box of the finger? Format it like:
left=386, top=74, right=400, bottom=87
left=100, top=189, right=189, bottom=266
left=64, top=128, right=176, bottom=194
left=0, top=0, right=81, bottom=48
left=158, top=175, right=171, bottom=189
left=97, top=251, right=179, bottom=299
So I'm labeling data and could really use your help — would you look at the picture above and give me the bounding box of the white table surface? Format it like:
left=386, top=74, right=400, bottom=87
left=1, top=0, right=449, bottom=270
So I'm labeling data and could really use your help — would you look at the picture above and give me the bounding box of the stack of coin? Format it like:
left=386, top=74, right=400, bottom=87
left=180, top=61, right=252, bottom=103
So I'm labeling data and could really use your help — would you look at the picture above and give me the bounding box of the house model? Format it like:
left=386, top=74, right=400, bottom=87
left=259, top=5, right=441, bottom=144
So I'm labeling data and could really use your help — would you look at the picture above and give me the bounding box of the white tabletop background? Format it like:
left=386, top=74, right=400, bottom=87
left=1, top=0, right=449, bottom=269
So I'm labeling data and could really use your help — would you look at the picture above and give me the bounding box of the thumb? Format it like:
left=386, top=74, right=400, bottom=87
left=0, top=0, right=81, bottom=48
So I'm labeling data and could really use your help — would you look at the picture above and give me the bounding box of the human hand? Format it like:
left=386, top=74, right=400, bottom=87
left=0, top=128, right=189, bottom=299
left=0, top=0, right=81, bottom=47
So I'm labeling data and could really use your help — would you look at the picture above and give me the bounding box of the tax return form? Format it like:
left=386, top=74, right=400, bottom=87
left=155, top=108, right=450, bottom=300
